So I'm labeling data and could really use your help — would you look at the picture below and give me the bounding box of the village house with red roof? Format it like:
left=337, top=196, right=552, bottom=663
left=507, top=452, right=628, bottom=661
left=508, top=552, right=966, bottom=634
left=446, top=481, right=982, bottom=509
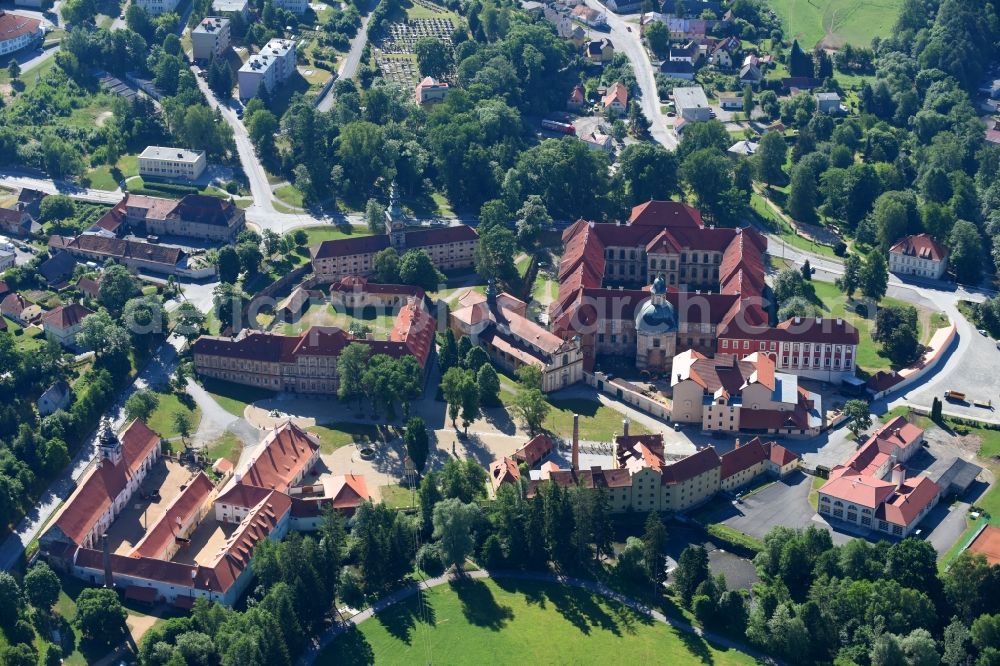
left=41, top=302, right=94, bottom=347
left=817, top=416, right=939, bottom=537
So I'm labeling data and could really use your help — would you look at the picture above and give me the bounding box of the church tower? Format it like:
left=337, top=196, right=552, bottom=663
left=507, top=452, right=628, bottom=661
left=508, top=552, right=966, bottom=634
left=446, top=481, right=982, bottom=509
left=97, top=417, right=123, bottom=466
left=384, top=181, right=407, bottom=251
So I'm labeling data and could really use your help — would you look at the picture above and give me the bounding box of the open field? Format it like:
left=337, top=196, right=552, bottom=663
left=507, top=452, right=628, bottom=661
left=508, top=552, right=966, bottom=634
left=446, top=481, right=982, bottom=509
left=316, top=578, right=759, bottom=666
left=767, top=0, right=903, bottom=49
left=294, top=224, right=373, bottom=247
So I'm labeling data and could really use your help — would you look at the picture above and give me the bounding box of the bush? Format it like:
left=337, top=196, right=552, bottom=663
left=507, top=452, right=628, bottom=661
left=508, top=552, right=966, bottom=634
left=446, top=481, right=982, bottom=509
left=225, top=181, right=239, bottom=194
left=416, top=543, right=445, bottom=577
left=834, top=241, right=848, bottom=256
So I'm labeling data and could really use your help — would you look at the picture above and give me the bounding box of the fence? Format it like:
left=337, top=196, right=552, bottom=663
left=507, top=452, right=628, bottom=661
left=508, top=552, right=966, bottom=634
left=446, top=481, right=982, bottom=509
left=869, top=323, right=957, bottom=400
left=585, top=371, right=672, bottom=420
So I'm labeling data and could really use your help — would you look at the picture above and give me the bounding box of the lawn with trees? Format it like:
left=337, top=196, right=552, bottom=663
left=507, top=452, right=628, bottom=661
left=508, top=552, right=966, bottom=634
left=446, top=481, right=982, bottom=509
left=315, top=578, right=758, bottom=666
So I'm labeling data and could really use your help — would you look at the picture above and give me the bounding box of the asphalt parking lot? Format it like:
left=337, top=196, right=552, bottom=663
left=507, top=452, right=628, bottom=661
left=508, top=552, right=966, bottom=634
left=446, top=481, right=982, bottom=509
left=714, top=472, right=818, bottom=540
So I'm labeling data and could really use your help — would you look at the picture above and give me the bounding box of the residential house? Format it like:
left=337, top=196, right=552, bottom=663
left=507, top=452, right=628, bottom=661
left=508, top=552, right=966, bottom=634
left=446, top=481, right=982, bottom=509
left=727, top=140, right=758, bottom=157
left=815, top=92, right=842, bottom=114
left=414, top=76, right=449, bottom=105
left=580, top=129, right=613, bottom=153
left=781, top=77, right=820, bottom=93
left=603, top=81, right=628, bottom=114
left=659, top=60, right=695, bottom=80
left=1, top=292, right=43, bottom=325
left=710, top=36, right=740, bottom=69
left=738, top=61, right=762, bottom=87
left=38, top=251, right=78, bottom=288
left=888, top=234, right=949, bottom=280
left=489, top=457, right=521, bottom=494
left=513, top=434, right=554, bottom=467
left=605, top=0, right=640, bottom=12
left=75, top=276, right=102, bottom=300
left=38, top=381, right=72, bottom=416
left=41, top=303, right=94, bottom=347
left=0, top=206, right=35, bottom=238
left=15, top=189, right=45, bottom=218
left=666, top=17, right=706, bottom=41
left=669, top=40, right=701, bottom=66
left=567, top=84, right=586, bottom=111
left=584, top=38, right=614, bottom=64
left=571, top=4, right=605, bottom=27
left=718, top=94, right=743, bottom=110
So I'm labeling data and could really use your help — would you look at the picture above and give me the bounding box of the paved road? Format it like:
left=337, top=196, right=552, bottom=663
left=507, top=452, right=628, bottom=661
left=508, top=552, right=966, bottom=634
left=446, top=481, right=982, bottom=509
left=297, top=568, right=777, bottom=666
left=316, top=0, right=378, bottom=112
left=582, top=2, right=676, bottom=149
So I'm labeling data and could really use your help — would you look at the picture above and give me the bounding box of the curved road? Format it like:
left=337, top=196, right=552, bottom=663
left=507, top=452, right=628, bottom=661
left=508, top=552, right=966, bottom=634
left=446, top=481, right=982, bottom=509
left=297, top=568, right=776, bottom=666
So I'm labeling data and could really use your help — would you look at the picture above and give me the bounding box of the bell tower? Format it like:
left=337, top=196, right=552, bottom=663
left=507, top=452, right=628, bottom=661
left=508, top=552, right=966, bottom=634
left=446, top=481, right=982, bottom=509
left=97, top=417, right=123, bottom=466
left=384, top=181, right=407, bottom=251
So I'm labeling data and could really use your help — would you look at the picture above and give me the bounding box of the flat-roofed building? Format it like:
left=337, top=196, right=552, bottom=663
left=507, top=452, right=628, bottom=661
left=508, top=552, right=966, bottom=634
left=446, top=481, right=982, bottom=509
left=238, top=38, right=297, bottom=99
left=134, top=0, right=180, bottom=16
left=211, top=0, right=249, bottom=16
left=274, top=0, right=308, bottom=14
left=139, top=146, right=207, bottom=181
left=191, top=16, right=231, bottom=61
left=673, top=86, right=711, bottom=122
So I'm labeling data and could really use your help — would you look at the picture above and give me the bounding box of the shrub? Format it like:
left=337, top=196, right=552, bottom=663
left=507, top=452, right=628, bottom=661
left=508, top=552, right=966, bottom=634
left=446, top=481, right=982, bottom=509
left=416, top=543, right=445, bottom=577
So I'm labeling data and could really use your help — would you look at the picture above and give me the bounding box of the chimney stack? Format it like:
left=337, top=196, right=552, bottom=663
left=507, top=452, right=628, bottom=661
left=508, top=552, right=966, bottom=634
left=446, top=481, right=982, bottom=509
left=102, top=533, right=113, bottom=589
left=622, top=418, right=630, bottom=439
left=892, top=464, right=905, bottom=490
left=734, top=438, right=741, bottom=449
left=572, top=413, right=580, bottom=471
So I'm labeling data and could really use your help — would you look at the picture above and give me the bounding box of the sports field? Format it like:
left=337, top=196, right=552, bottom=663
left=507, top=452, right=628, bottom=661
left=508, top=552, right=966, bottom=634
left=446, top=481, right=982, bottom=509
left=768, top=0, right=903, bottom=49
left=317, top=578, right=760, bottom=665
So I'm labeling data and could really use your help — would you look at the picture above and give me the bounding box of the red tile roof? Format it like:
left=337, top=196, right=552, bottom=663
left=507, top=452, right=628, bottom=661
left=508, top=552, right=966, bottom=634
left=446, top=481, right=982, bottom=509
left=241, top=421, right=319, bottom=493
left=329, top=276, right=425, bottom=300
left=327, top=474, right=371, bottom=510
left=764, top=441, right=799, bottom=466
left=41, top=303, right=94, bottom=331
left=720, top=437, right=767, bottom=479
left=661, top=447, right=721, bottom=485
left=890, top=234, right=948, bottom=262
left=603, top=82, right=628, bottom=108
left=489, top=457, right=521, bottom=491
left=50, top=420, right=161, bottom=545
left=0, top=11, right=42, bottom=44
left=311, top=225, right=477, bottom=259
left=513, top=434, right=554, bottom=466
left=130, top=472, right=214, bottom=559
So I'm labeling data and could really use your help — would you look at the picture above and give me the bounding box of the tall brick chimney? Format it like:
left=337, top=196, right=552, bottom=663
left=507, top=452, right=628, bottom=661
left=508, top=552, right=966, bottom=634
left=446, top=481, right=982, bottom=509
left=102, top=533, right=113, bottom=589
left=572, top=413, right=580, bottom=471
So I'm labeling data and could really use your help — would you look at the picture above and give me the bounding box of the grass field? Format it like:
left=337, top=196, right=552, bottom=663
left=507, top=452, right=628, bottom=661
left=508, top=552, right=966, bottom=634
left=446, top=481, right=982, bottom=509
left=146, top=390, right=202, bottom=441
left=294, top=224, right=373, bottom=247
left=317, top=578, right=758, bottom=666
left=809, top=280, right=927, bottom=373
left=309, top=422, right=388, bottom=453
left=200, top=378, right=276, bottom=417
left=204, top=431, right=244, bottom=465
left=767, top=0, right=904, bottom=49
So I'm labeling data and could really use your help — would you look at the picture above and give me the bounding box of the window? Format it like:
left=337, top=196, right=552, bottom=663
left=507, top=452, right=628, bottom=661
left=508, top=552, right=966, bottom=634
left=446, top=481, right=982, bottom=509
left=721, top=340, right=728, bottom=349
left=743, top=340, right=749, bottom=349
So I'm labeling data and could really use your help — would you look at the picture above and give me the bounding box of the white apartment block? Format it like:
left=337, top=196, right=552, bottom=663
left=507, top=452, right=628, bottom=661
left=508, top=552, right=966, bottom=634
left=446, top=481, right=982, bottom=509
left=138, top=146, right=208, bottom=181
left=191, top=16, right=231, bottom=61
left=211, top=0, right=249, bottom=17
left=238, top=39, right=297, bottom=99
left=134, top=0, right=181, bottom=16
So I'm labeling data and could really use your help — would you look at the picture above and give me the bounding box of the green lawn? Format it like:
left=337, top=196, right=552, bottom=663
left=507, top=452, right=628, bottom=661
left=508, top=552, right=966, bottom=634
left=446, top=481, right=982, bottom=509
left=146, top=390, right=202, bottom=441
left=204, top=431, right=244, bottom=465
left=809, top=280, right=924, bottom=373
left=274, top=184, right=305, bottom=208
left=309, top=422, right=388, bottom=453
left=294, top=224, right=373, bottom=247
left=766, top=0, right=904, bottom=49
left=547, top=398, right=651, bottom=442
left=317, top=578, right=758, bottom=665
left=280, top=303, right=398, bottom=337
left=200, top=378, right=276, bottom=417
left=750, top=193, right=839, bottom=259
left=86, top=154, right=139, bottom=191
left=379, top=483, right=418, bottom=509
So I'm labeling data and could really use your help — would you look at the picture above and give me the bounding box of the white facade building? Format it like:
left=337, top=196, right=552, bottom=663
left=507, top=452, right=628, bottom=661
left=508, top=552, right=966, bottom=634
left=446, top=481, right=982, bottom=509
left=889, top=234, right=949, bottom=279
left=273, top=0, right=308, bottom=14
left=238, top=39, right=297, bottom=99
left=0, top=11, right=42, bottom=57
left=134, top=0, right=181, bottom=16
left=138, top=146, right=208, bottom=181
left=191, top=16, right=231, bottom=62
left=211, top=0, right=249, bottom=17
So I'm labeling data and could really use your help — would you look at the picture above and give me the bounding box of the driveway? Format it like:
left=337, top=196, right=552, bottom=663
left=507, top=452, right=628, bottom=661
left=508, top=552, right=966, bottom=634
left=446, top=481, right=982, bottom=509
left=711, top=472, right=815, bottom=539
